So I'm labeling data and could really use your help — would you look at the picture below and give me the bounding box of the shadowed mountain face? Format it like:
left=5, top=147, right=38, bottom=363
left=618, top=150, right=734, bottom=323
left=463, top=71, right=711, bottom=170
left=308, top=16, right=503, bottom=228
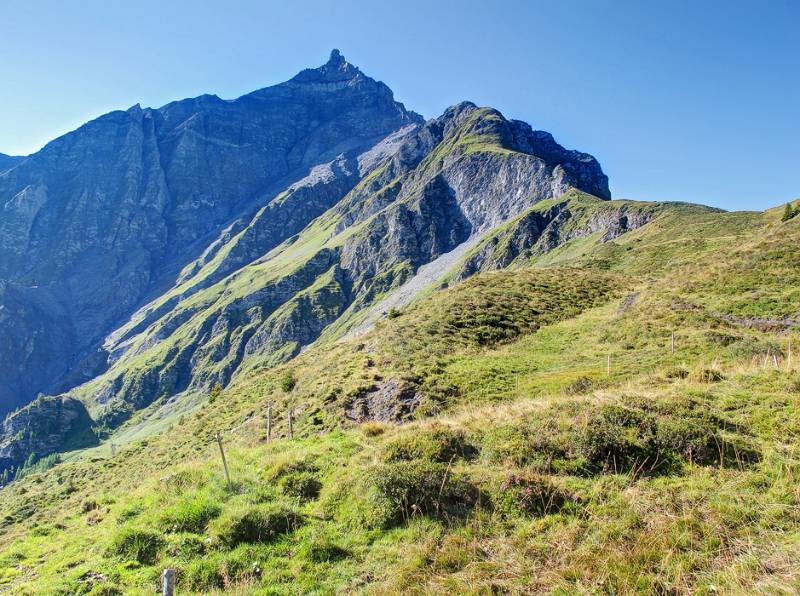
left=0, top=50, right=421, bottom=416
left=0, top=50, right=609, bottom=468
left=0, top=154, right=22, bottom=173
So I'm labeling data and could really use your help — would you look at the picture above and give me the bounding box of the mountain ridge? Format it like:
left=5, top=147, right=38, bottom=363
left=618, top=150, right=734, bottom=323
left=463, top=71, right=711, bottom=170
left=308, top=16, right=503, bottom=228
left=0, top=51, right=610, bottom=475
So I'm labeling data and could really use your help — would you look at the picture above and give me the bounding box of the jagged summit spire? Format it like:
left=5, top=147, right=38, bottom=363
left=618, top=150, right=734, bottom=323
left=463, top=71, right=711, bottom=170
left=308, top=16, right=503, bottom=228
left=328, top=49, right=345, bottom=66
left=289, top=49, right=362, bottom=84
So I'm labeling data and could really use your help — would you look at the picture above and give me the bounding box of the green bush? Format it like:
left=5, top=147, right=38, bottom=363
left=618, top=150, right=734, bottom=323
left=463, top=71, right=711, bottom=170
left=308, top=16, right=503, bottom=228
left=576, top=405, right=664, bottom=475
left=693, top=368, right=725, bottom=383
left=158, top=493, right=221, bottom=533
left=382, top=424, right=477, bottom=463
left=565, top=376, right=595, bottom=394
left=108, top=525, right=163, bottom=564
left=575, top=401, right=759, bottom=475
left=728, top=337, right=783, bottom=361
left=81, top=498, right=99, bottom=513
left=662, top=366, right=689, bottom=380
left=280, top=372, right=297, bottom=393
left=278, top=471, right=322, bottom=502
left=354, top=460, right=479, bottom=529
left=209, top=503, right=301, bottom=547
left=479, top=421, right=569, bottom=471
left=491, top=473, right=571, bottom=518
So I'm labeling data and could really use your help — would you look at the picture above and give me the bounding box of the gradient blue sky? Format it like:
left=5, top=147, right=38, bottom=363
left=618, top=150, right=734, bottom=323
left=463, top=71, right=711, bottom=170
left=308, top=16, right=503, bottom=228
left=1, top=0, right=797, bottom=210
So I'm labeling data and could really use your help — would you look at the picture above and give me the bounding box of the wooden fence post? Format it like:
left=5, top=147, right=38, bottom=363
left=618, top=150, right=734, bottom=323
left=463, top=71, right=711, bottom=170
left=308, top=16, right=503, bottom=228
left=266, top=401, right=272, bottom=442
left=671, top=332, right=675, bottom=354
left=288, top=408, right=294, bottom=440
left=215, top=432, right=231, bottom=489
left=162, top=568, right=175, bottom=596
left=607, top=354, right=611, bottom=376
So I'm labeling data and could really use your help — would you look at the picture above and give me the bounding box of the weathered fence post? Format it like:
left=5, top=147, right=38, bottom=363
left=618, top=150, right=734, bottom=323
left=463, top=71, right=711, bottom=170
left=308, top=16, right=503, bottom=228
left=266, top=401, right=273, bottom=442
left=288, top=407, right=294, bottom=439
left=607, top=354, right=611, bottom=376
left=671, top=332, right=675, bottom=354
left=215, top=432, right=231, bottom=489
left=162, top=568, right=175, bottom=596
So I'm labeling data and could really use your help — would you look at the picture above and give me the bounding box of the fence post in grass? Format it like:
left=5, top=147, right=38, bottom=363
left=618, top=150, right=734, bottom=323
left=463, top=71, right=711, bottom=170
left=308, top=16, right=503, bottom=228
left=288, top=407, right=294, bottom=439
left=266, top=401, right=273, bottom=442
left=215, top=432, right=231, bottom=490
left=763, top=346, right=771, bottom=368
left=607, top=354, right=611, bottom=376
left=671, top=331, right=675, bottom=354
left=162, top=568, right=176, bottom=596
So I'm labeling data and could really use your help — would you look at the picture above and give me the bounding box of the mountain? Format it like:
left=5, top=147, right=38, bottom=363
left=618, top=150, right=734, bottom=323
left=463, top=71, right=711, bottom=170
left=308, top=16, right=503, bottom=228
left=0, top=51, right=609, bottom=471
left=0, top=50, right=421, bottom=417
left=0, top=153, right=22, bottom=173
left=1, top=192, right=798, bottom=594
left=1, top=50, right=799, bottom=596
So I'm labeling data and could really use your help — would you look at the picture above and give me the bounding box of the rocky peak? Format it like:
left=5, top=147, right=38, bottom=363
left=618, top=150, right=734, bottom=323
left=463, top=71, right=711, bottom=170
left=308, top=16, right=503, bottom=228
left=288, top=49, right=364, bottom=85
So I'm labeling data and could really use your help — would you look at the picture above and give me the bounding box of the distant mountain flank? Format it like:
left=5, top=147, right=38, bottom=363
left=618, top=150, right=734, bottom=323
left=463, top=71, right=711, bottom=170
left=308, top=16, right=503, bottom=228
left=0, top=50, right=610, bottom=474
left=0, top=153, right=22, bottom=173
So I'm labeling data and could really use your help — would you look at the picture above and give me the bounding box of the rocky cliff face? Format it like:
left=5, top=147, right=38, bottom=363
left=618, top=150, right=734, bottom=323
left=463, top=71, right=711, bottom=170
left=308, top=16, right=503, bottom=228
left=454, top=193, right=657, bottom=280
left=0, top=51, right=616, bottom=471
left=0, top=50, right=420, bottom=416
left=0, top=396, right=96, bottom=474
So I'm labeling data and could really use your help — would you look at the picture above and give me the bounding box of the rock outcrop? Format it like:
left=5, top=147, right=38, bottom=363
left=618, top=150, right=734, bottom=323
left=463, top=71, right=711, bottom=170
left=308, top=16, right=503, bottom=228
left=0, top=396, right=97, bottom=474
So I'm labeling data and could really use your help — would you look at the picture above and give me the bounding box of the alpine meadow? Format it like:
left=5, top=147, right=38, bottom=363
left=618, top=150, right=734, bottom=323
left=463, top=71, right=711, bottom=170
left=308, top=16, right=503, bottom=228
left=0, top=19, right=799, bottom=596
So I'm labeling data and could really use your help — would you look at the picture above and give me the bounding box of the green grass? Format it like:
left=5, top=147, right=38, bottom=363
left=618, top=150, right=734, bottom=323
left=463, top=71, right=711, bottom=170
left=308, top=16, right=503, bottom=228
left=1, top=201, right=800, bottom=593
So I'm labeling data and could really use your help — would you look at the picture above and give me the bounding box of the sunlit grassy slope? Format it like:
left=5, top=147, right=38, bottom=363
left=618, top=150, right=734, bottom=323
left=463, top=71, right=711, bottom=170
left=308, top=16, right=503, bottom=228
left=1, top=195, right=799, bottom=594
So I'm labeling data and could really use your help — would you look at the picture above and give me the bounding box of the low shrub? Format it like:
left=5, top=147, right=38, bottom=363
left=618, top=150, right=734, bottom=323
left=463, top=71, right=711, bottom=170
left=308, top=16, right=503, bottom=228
left=361, top=421, right=386, bottom=437
left=728, top=337, right=783, bottom=361
left=278, top=471, right=322, bottom=502
left=491, top=473, right=571, bottom=518
left=108, top=525, right=163, bottom=565
left=209, top=503, right=301, bottom=547
left=565, top=376, right=595, bottom=394
left=479, top=421, right=568, bottom=471
left=576, top=405, right=664, bottom=475
left=354, top=460, right=479, bottom=529
left=81, top=498, right=99, bottom=513
left=662, top=366, right=689, bottom=380
left=382, top=424, right=477, bottom=463
left=693, top=368, right=725, bottom=383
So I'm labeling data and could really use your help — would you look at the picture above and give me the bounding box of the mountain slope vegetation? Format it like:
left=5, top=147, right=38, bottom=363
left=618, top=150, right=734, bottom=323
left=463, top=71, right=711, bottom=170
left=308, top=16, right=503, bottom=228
left=0, top=52, right=613, bottom=477
left=1, top=195, right=798, bottom=594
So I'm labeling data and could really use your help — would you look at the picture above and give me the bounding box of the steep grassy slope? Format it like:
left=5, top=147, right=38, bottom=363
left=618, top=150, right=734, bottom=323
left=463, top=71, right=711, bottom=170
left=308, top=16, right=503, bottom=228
left=58, top=105, right=609, bottom=437
left=0, top=200, right=799, bottom=594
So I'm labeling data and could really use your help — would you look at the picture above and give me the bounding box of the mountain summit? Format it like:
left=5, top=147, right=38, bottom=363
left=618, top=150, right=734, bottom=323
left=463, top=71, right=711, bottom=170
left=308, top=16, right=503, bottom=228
left=0, top=51, right=609, bottom=472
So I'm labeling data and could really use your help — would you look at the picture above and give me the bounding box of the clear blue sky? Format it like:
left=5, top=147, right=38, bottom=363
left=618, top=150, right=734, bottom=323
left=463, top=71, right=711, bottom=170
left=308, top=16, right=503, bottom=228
left=1, top=0, right=797, bottom=211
